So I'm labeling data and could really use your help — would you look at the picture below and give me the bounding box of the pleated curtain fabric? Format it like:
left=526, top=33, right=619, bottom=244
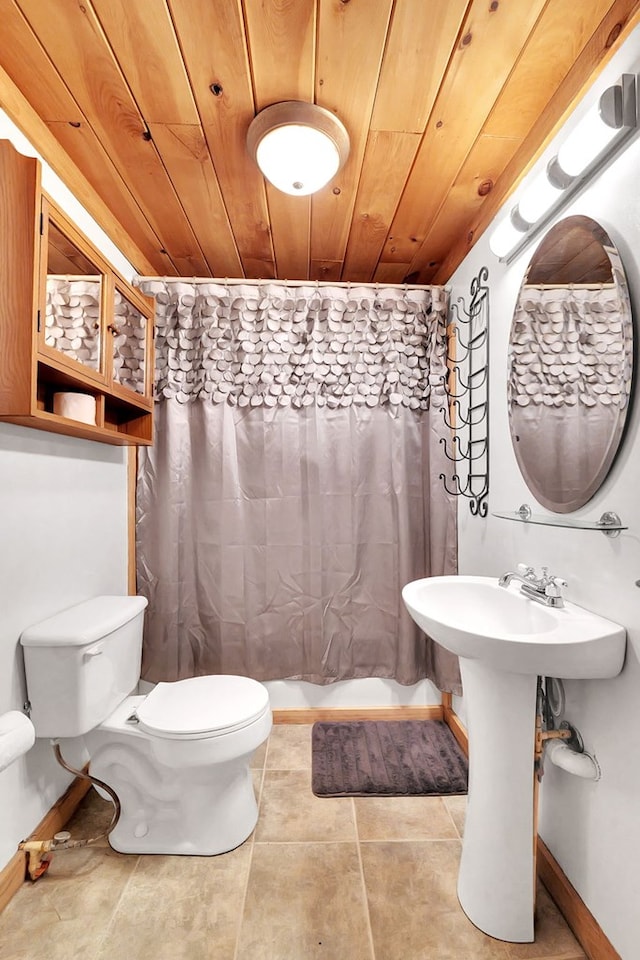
left=136, top=281, right=460, bottom=694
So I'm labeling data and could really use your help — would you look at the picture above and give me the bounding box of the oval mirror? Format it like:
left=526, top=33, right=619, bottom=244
left=508, top=215, right=633, bottom=513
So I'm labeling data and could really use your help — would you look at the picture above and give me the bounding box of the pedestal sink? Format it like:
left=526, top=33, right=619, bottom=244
left=402, top=575, right=626, bottom=943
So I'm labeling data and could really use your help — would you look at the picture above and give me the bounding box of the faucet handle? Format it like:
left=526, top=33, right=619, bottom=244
left=545, top=577, right=567, bottom=598
left=516, top=562, right=535, bottom=579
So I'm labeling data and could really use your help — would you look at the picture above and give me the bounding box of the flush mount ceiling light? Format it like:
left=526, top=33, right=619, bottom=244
left=247, top=101, right=350, bottom=197
left=489, top=74, right=637, bottom=260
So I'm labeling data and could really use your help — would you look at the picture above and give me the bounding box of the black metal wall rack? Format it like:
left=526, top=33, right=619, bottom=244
left=440, top=266, right=489, bottom=517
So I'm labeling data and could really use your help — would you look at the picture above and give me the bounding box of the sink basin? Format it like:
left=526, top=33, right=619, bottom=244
left=402, top=574, right=626, bottom=943
left=402, top=575, right=626, bottom=679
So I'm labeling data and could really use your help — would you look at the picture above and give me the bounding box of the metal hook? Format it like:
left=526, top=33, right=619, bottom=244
left=452, top=363, right=488, bottom=392
left=439, top=436, right=459, bottom=463
left=441, top=399, right=459, bottom=431
left=439, top=472, right=463, bottom=497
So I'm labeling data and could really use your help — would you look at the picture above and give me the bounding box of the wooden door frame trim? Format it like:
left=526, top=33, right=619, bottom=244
left=127, top=446, right=137, bottom=595
left=442, top=690, right=468, bottom=753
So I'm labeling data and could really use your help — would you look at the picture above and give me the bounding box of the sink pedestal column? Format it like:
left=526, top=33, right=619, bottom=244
left=457, top=659, right=538, bottom=942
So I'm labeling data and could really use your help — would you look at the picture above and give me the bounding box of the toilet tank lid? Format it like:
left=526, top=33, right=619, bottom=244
left=20, top=596, right=148, bottom=647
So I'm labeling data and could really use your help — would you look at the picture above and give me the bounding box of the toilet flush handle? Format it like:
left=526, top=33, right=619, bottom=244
left=83, top=642, right=104, bottom=660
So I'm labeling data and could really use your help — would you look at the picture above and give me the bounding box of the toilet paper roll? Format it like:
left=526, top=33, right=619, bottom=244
left=0, top=711, right=36, bottom=773
left=52, top=392, right=97, bottom=425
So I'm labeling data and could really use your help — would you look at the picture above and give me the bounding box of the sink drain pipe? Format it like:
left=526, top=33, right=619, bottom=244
left=535, top=680, right=600, bottom=781
left=19, top=741, right=121, bottom=881
left=544, top=737, right=601, bottom=780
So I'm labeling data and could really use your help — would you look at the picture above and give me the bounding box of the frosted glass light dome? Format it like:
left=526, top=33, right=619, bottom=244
left=247, top=102, right=350, bottom=197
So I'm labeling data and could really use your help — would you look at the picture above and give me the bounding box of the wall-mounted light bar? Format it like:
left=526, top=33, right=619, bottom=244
left=489, top=74, right=637, bottom=261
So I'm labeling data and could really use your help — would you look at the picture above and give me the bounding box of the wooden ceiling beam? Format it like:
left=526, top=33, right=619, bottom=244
left=434, top=0, right=640, bottom=283
left=46, top=121, right=177, bottom=275
left=310, top=259, right=342, bottom=283
left=410, top=0, right=626, bottom=281
left=311, top=0, right=395, bottom=273
left=1, top=0, right=84, bottom=124
left=0, top=62, right=163, bottom=276
left=168, top=0, right=275, bottom=278
left=0, top=1, right=172, bottom=274
left=2, top=0, right=637, bottom=283
left=14, top=0, right=210, bottom=274
left=90, top=0, right=200, bottom=125
left=340, top=0, right=468, bottom=282
left=370, top=0, right=470, bottom=134
left=409, top=133, right=521, bottom=283
left=148, top=123, right=243, bottom=277
left=89, top=0, right=243, bottom=276
left=377, top=0, right=549, bottom=274
left=483, top=0, right=616, bottom=141
left=342, top=130, right=421, bottom=282
left=243, top=0, right=316, bottom=280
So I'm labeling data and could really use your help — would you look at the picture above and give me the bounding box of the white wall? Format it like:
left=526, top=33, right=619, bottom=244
left=0, top=428, right=128, bottom=871
left=451, top=28, right=640, bottom=960
left=0, top=116, right=131, bottom=872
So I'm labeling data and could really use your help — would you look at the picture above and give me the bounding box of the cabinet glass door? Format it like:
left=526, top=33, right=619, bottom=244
left=44, top=221, right=102, bottom=373
left=110, top=289, right=148, bottom=396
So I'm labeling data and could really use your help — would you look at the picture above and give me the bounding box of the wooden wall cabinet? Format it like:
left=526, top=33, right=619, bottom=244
left=0, top=139, right=154, bottom=445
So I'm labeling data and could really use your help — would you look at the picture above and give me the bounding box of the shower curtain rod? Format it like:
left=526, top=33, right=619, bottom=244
left=137, top=275, right=446, bottom=293
left=523, top=282, right=616, bottom=290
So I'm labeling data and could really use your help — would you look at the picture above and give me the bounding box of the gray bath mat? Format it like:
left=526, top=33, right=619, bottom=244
left=311, top=719, right=468, bottom=797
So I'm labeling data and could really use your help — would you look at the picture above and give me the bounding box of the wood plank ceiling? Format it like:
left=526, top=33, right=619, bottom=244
left=0, top=0, right=639, bottom=284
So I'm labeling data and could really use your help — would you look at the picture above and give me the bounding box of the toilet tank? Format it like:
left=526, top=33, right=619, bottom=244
left=20, top=596, right=148, bottom=739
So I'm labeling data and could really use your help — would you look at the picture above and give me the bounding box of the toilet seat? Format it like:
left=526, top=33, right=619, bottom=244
left=135, top=675, right=270, bottom=740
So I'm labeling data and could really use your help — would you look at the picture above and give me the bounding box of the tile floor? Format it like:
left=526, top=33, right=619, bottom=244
left=0, top=724, right=586, bottom=960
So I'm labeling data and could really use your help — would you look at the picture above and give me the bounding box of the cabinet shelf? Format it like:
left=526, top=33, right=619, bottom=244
left=0, top=139, right=154, bottom=446
left=2, top=408, right=146, bottom=446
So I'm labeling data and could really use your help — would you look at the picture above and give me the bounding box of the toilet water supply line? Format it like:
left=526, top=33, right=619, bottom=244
left=18, top=741, right=122, bottom=881
left=535, top=678, right=601, bottom=781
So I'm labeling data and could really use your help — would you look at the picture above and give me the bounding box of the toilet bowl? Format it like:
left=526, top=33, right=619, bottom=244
left=20, top=596, right=272, bottom=855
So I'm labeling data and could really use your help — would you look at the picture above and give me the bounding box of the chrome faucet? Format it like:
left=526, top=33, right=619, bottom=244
left=498, top=563, right=567, bottom=608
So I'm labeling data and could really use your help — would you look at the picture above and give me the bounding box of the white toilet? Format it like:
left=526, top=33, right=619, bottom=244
left=20, top=595, right=271, bottom=856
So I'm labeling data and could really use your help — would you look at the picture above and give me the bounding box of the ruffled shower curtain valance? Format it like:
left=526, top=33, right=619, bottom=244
left=136, top=281, right=460, bottom=693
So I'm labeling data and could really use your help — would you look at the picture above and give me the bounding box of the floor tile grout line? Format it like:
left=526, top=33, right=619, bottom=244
left=262, top=730, right=272, bottom=769
left=251, top=837, right=466, bottom=846
left=234, top=736, right=268, bottom=960
left=232, top=834, right=255, bottom=960
left=353, top=797, right=377, bottom=960
left=90, top=852, right=143, bottom=956
left=359, top=837, right=464, bottom=845
left=254, top=747, right=267, bottom=803
left=263, top=765, right=311, bottom=772
left=442, top=797, right=464, bottom=840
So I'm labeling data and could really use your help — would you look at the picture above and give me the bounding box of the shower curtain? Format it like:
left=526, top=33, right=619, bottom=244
left=136, top=281, right=460, bottom=694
